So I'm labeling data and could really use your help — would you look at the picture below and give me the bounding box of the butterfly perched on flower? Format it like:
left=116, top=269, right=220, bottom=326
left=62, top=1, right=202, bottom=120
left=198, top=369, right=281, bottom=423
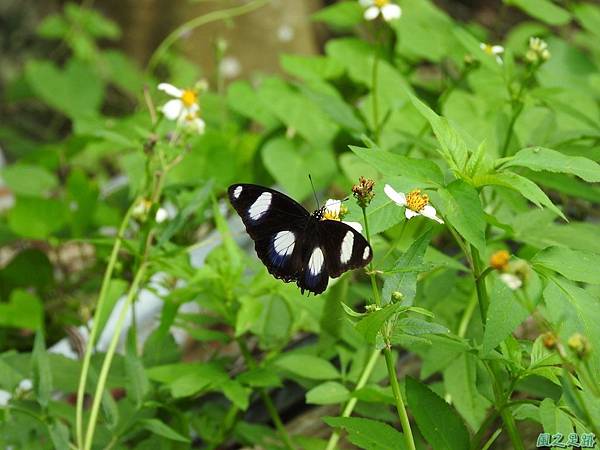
left=228, top=184, right=373, bottom=295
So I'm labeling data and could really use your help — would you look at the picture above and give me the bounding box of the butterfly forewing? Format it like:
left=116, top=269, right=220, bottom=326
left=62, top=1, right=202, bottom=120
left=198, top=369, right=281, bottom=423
left=227, top=183, right=373, bottom=295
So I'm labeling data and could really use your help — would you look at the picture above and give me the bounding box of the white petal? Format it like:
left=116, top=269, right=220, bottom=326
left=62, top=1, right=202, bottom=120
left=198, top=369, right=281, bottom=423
left=420, top=204, right=444, bottom=224
left=344, top=221, right=363, bottom=233
left=0, top=390, right=12, bottom=406
left=381, top=4, right=401, bottom=21
left=192, top=117, right=206, bottom=134
left=405, top=208, right=419, bottom=220
left=479, top=43, right=487, bottom=51
left=384, top=184, right=406, bottom=206
left=359, top=0, right=374, bottom=6
left=155, top=208, right=169, bottom=223
left=364, top=5, right=380, bottom=20
left=495, top=56, right=503, bottom=65
left=18, top=379, right=33, bottom=391
left=491, top=45, right=504, bottom=54
left=500, top=273, right=522, bottom=290
left=325, top=198, right=341, bottom=216
left=158, top=83, right=183, bottom=98
left=162, top=99, right=184, bottom=120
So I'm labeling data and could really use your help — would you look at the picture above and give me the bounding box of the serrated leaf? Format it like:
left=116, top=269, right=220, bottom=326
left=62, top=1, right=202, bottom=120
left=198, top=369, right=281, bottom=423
left=32, top=331, right=52, bottom=409
left=437, top=180, right=486, bottom=253
left=382, top=228, right=433, bottom=305
left=406, top=377, right=470, bottom=450
left=355, top=303, right=403, bottom=344
left=532, top=247, right=600, bottom=284
left=482, top=279, right=529, bottom=355
left=275, top=354, right=340, bottom=380
left=504, top=147, right=600, bottom=182
left=324, top=416, right=406, bottom=450
left=139, top=418, right=190, bottom=443
left=306, top=381, right=350, bottom=405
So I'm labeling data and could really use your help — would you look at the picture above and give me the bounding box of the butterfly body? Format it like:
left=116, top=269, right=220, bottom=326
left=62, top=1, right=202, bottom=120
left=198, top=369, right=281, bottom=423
left=227, top=184, right=373, bottom=295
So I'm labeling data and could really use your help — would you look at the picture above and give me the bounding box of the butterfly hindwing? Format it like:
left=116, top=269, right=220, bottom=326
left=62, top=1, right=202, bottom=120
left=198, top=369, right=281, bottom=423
left=228, top=184, right=309, bottom=282
left=227, top=184, right=373, bottom=296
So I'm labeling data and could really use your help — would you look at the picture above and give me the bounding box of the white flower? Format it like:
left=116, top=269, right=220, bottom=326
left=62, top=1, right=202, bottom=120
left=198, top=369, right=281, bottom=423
left=526, top=37, right=550, bottom=63
left=158, top=83, right=199, bottom=121
left=360, top=0, right=402, bottom=22
left=132, top=198, right=152, bottom=220
left=500, top=273, right=522, bottom=290
left=323, top=198, right=363, bottom=233
left=17, top=379, right=33, bottom=392
left=181, top=111, right=206, bottom=135
left=479, top=42, right=504, bottom=65
left=277, top=24, right=294, bottom=43
left=384, top=184, right=444, bottom=224
left=219, top=56, right=242, bottom=79
left=0, top=389, right=11, bottom=407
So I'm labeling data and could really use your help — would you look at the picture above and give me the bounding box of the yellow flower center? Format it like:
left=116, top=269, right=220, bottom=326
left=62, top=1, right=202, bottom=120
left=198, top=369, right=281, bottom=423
left=181, top=89, right=198, bottom=107
left=490, top=250, right=510, bottom=271
left=374, top=0, right=390, bottom=7
left=323, top=210, right=339, bottom=221
left=482, top=44, right=494, bottom=55
left=406, top=189, right=429, bottom=212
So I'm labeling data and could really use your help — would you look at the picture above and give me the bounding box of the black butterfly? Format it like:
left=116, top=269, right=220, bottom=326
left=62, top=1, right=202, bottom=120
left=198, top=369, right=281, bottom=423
left=227, top=183, right=373, bottom=295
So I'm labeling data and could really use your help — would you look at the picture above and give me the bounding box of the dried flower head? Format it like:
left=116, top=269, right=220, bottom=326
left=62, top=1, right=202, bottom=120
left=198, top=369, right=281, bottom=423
left=353, top=177, right=375, bottom=208
left=542, top=332, right=557, bottom=350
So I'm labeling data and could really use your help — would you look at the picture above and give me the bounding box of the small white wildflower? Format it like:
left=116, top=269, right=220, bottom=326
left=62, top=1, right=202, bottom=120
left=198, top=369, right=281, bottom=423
left=219, top=56, right=242, bottom=79
left=384, top=184, right=444, bottom=224
left=181, top=111, right=206, bottom=135
left=132, top=198, right=152, bottom=220
left=323, top=198, right=363, bottom=233
left=0, top=390, right=12, bottom=407
left=158, top=83, right=199, bottom=121
left=277, top=24, right=294, bottom=43
left=480, top=42, right=504, bottom=65
left=17, top=379, right=33, bottom=392
left=155, top=202, right=177, bottom=223
left=360, top=0, right=402, bottom=22
left=500, top=273, right=523, bottom=290
left=526, top=37, right=550, bottom=63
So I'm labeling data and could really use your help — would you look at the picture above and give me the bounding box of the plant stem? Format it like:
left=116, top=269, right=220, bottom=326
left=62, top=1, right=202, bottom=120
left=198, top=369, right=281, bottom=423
left=83, top=264, right=147, bottom=450
left=361, top=206, right=415, bottom=450
left=75, top=205, right=133, bottom=449
left=236, top=338, right=295, bottom=450
left=383, top=347, right=416, bottom=450
left=471, top=246, right=489, bottom=323
left=325, top=348, right=381, bottom=450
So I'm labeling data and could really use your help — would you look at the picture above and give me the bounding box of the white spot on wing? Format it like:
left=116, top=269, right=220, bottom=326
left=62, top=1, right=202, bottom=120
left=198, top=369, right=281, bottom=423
left=248, top=192, right=272, bottom=221
left=363, top=246, right=370, bottom=260
left=308, top=247, right=324, bottom=275
left=274, top=230, right=295, bottom=256
left=233, top=185, right=242, bottom=199
left=340, top=231, right=354, bottom=264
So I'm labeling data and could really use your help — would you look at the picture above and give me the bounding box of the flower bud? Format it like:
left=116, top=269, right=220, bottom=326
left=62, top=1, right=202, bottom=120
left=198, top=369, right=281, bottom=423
left=568, top=333, right=591, bottom=359
left=352, top=176, right=375, bottom=208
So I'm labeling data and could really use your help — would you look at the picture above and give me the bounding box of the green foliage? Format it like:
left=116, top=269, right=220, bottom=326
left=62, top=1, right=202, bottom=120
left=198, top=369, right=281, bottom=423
left=2, top=0, right=600, bottom=448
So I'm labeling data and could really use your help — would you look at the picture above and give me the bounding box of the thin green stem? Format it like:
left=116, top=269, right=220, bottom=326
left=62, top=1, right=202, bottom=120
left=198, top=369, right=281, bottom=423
left=325, top=348, right=381, bottom=450
left=237, top=338, right=295, bottom=450
left=83, top=264, right=148, bottom=450
left=75, top=205, right=133, bottom=449
left=361, top=205, right=415, bottom=450
left=471, top=246, right=489, bottom=323
left=458, top=292, right=478, bottom=338
left=147, top=0, right=269, bottom=73
left=481, top=428, right=502, bottom=450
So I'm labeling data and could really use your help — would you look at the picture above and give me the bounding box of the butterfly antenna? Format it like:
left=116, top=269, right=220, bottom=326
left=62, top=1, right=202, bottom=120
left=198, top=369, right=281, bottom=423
left=308, top=174, right=320, bottom=208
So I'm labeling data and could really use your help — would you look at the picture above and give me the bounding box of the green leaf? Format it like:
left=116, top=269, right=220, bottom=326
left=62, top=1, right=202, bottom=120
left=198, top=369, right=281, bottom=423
left=324, top=416, right=406, bottom=450
left=124, top=343, right=150, bottom=408
left=262, top=137, right=336, bottom=201
left=0, top=289, right=43, bottom=330
left=312, top=1, right=363, bottom=28
left=280, top=54, right=344, bottom=81
left=8, top=195, right=68, bottom=239
left=139, top=418, right=190, bottom=443
left=473, top=172, right=566, bottom=220
left=25, top=59, right=103, bottom=118
left=504, top=0, right=570, bottom=25
left=275, top=354, right=340, bottom=380
left=237, top=368, right=281, bottom=388
left=573, top=3, right=600, bottom=39
left=355, top=303, right=403, bottom=344
left=482, top=279, right=529, bottom=355
left=227, top=80, right=278, bottom=127
left=37, top=14, right=69, bottom=39
left=94, top=279, right=128, bottom=337
left=408, top=94, right=470, bottom=172
left=299, top=82, right=365, bottom=132
left=1, top=164, right=58, bottom=197
left=258, top=77, right=338, bottom=144
left=48, top=421, right=71, bottom=449
left=539, top=398, right=573, bottom=436
left=221, top=380, right=250, bottom=410
left=437, top=180, right=486, bottom=253
left=504, top=147, right=600, bottom=182
left=382, top=228, right=433, bottom=305
left=349, top=145, right=444, bottom=186
left=532, top=247, right=600, bottom=285
left=395, top=318, right=449, bottom=337
left=306, top=381, right=350, bottom=405
left=406, top=377, right=470, bottom=450
left=32, top=331, right=52, bottom=409
left=443, top=353, right=491, bottom=431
